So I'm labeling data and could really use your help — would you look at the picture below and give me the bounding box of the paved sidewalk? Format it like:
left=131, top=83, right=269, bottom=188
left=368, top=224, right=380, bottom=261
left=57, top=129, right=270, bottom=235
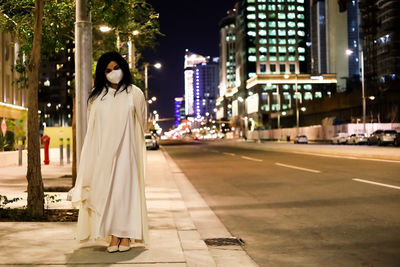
left=0, top=149, right=257, bottom=266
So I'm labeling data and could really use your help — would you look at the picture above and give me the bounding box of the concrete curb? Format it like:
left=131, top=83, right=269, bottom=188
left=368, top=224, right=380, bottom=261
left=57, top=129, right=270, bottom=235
left=161, top=147, right=259, bottom=267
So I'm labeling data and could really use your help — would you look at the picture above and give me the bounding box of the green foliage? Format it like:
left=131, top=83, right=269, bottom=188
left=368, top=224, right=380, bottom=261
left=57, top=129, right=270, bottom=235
left=44, top=194, right=62, bottom=209
left=0, top=133, right=4, bottom=151
left=4, top=130, right=15, bottom=151
left=0, top=195, right=22, bottom=209
left=14, top=113, right=27, bottom=142
left=0, top=0, right=161, bottom=89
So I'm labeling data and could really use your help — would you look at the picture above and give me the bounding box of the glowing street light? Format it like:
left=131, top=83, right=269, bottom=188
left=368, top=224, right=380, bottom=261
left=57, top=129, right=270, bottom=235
left=99, top=25, right=112, bottom=32
left=154, top=62, right=162, bottom=69
left=151, top=96, right=157, bottom=101
left=132, top=30, right=140, bottom=35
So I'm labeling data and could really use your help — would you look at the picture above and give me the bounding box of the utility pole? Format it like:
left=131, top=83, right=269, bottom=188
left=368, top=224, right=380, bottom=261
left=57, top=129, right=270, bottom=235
left=361, top=50, right=366, bottom=134
left=75, top=0, right=92, bottom=166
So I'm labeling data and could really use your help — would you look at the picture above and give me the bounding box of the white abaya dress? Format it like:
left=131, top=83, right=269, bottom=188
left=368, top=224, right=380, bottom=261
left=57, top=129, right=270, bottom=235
left=71, top=84, right=149, bottom=244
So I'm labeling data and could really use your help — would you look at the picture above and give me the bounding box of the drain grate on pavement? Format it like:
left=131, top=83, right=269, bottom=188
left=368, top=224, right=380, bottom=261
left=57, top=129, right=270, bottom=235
left=204, top=237, right=244, bottom=246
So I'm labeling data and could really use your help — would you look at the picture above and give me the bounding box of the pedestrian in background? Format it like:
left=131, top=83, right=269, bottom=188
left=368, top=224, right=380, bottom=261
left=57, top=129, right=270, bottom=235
left=70, top=51, right=148, bottom=252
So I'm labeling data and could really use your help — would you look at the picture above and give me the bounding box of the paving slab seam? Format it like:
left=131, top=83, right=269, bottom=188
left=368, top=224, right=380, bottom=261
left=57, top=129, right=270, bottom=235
left=160, top=147, right=259, bottom=267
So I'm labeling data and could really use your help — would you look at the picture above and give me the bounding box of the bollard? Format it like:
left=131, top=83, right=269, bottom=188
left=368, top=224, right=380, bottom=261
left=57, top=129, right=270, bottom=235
left=66, top=138, right=71, bottom=164
left=59, top=138, right=64, bottom=166
left=18, top=138, right=23, bottom=166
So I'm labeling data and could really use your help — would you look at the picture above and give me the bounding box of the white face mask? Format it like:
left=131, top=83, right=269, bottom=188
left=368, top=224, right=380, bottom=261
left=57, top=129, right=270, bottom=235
left=106, top=69, right=123, bottom=84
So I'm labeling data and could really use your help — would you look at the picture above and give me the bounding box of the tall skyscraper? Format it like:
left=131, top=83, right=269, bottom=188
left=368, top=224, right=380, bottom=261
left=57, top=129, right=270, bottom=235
left=184, top=50, right=207, bottom=115
left=218, top=0, right=337, bottom=129
left=217, top=9, right=237, bottom=120
left=193, top=59, right=220, bottom=119
left=360, top=0, right=400, bottom=93
left=310, top=0, right=352, bottom=92
left=174, top=97, right=185, bottom=127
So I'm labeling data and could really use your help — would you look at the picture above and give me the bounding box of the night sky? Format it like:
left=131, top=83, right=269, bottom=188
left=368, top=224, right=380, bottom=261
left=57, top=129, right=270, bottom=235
left=142, top=0, right=237, bottom=131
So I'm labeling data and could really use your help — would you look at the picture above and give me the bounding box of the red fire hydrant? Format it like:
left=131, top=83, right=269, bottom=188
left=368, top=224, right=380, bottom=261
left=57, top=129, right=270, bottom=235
left=42, top=135, right=50, bottom=165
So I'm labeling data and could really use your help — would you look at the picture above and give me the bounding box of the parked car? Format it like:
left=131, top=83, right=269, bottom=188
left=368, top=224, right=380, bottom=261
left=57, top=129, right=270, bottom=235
left=331, top=133, right=348, bottom=144
left=294, top=135, right=308, bottom=144
left=145, top=133, right=159, bottom=150
left=346, top=133, right=368, bottom=145
left=368, top=130, right=397, bottom=146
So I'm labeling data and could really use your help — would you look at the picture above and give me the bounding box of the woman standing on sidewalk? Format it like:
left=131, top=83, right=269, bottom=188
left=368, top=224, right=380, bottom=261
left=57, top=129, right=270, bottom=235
left=70, top=51, right=149, bottom=252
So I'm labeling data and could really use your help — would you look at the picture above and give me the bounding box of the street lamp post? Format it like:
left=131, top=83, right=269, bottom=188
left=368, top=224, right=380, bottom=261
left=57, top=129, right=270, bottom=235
left=295, top=74, right=299, bottom=134
left=143, top=62, right=162, bottom=130
left=346, top=49, right=366, bottom=133
left=360, top=50, right=366, bottom=133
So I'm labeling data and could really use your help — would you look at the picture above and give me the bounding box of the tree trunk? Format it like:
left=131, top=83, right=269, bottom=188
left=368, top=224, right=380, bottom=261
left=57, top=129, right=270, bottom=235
left=26, top=0, right=44, bottom=217
left=72, top=96, right=77, bottom=187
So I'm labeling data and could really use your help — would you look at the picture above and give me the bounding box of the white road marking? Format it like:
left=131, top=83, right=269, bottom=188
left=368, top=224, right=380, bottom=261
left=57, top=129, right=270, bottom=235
left=353, top=178, right=400, bottom=190
left=223, top=152, right=236, bottom=156
left=275, top=162, right=321, bottom=173
left=291, top=151, right=400, bottom=164
left=241, top=156, right=263, bottom=162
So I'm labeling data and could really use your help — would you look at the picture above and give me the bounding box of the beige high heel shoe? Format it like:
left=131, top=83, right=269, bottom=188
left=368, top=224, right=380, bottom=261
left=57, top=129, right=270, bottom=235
left=118, top=238, right=131, bottom=252
left=107, top=238, right=120, bottom=253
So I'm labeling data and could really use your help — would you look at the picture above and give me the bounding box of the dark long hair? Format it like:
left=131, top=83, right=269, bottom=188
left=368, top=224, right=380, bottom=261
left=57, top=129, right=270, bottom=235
left=88, top=51, right=132, bottom=104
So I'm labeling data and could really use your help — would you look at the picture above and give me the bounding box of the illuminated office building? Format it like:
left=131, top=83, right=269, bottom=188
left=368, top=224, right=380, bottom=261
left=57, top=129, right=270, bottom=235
left=174, top=97, right=185, bottom=127
left=193, top=59, right=219, bottom=119
left=0, top=32, right=28, bottom=126
left=217, top=9, right=237, bottom=120
left=310, top=0, right=359, bottom=91
left=184, top=50, right=207, bottom=115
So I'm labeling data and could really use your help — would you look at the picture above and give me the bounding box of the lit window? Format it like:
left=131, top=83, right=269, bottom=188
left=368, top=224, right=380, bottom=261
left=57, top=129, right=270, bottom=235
left=278, top=21, right=286, bottom=28
left=277, top=4, right=285, bottom=11
left=269, top=38, right=277, bottom=44
left=298, top=31, right=305, bottom=37
left=248, top=56, right=257, bottom=62
left=279, top=56, right=286, bottom=61
left=298, top=22, right=305, bottom=28
left=304, top=84, right=312, bottom=90
left=278, top=30, right=286, bottom=36
left=288, top=5, right=296, bottom=11
left=288, top=46, right=295, bottom=53
left=269, top=13, right=276, bottom=19
left=288, top=30, right=296, bottom=36
left=258, top=4, right=267, bottom=10
left=304, top=92, right=313, bottom=100
left=270, top=56, right=277, bottom=61
left=298, top=47, right=305, bottom=53
left=248, top=22, right=256, bottom=28
left=278, top=39, right=286, bottom=44
left=258, top=13, right=267, bottom=19
left=259, top=30, right=267, bottom=36
left=278, top=13, right=286, bottom=19
left=297, top=14, right=305, bottom=20
left=288, top=55, right=296, bottom=61
left=247, top=14, right=256, bottom=20
left=278, top=46, right=287, bottom=53
left=297, top=0, right=304, bottom=3
left=297, top=6, right=305, bottom=11
left=315, top=92, right=322, bottom=98
left=247, top=31, right=256, bottom=37
left=270, top=46, right=277, bottom=53
left=269, top=30, right=276, bottom=36
left=268, top=4, right=276, bottom=11
left=247, top=6, right=256, bottom=11
left=288, top=21, right=296, bottom=28
left=268, top=21, right=276, bottom=27
left=288, top=39, right=296, bottom=44
left=259, top=47, right=268, bottom=53
left=259, top=38, right=267, bottom=44
left=247, top=0, right=255, bottom=2
left=259, top=55, right=267, bottom=61
left=259, top=21, right=267, bottom=28
left=288, top=13, right=295, bottom=19
left=249, top=72, right=256, bottom=78
left=248, top=47, right=256, bottom=54
left=299, top=55, right=305, bottom=61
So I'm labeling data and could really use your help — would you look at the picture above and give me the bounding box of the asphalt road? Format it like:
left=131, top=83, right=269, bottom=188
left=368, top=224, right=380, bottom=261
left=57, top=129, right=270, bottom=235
left=162, top=141, right=400, bottom=267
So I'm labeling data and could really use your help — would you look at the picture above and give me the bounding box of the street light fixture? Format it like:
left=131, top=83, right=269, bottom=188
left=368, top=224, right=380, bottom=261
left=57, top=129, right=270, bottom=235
left=99, top=25, right=112, bottom=32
